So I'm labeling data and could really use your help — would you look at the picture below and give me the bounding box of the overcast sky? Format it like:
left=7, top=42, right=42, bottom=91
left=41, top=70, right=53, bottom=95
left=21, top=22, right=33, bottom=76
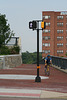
left=0, top=0, right=67, bottom=52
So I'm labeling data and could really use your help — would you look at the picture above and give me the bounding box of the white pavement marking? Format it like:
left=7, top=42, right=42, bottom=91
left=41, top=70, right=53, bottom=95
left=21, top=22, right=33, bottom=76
left=0, top=88, right=41, bottom=94
left=0, top=74, right=49, bottom=80
left=0, top=88, right=41, bottom=98
left=0, top=88, right=67, bottom=98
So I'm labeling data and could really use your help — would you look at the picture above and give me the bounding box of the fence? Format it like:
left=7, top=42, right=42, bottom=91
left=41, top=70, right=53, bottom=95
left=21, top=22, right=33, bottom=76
left=5, top=37, right=19, bottom=46
left=51, top=56, right=67, bottom=69
left=34, top=56, right=67, bottom=69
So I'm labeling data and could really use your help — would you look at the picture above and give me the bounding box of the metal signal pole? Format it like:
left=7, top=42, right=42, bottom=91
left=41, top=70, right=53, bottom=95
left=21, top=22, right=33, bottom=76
left=35, top=22, right=41, bottom=82
left=29, top=20, right=46, bottom=82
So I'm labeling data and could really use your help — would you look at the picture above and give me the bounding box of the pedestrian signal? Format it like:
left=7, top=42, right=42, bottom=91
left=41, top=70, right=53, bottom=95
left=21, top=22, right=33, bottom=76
left=41, top=22, right=46, bottom=29
left=29, top=21, right=37, bottom=30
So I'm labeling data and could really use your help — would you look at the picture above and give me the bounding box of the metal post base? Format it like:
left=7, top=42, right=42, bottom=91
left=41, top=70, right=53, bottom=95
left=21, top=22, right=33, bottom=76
left=35, top=76, right=41, bottom=82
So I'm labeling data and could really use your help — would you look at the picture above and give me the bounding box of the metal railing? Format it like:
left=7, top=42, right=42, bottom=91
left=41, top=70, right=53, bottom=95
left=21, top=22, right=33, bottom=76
left=5, top=37, right=19, bottom=46
left=51, top=56, right=67, bottom=69
left=34, top=56, right=67, bottom=69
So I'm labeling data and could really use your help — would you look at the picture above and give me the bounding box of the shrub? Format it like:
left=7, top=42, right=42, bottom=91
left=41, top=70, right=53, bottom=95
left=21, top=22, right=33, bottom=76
left=0, top=46, right=20, bottom=55
left=0, top=46, right=10, bottom=55
left=10, top=46, right=20, bottom=54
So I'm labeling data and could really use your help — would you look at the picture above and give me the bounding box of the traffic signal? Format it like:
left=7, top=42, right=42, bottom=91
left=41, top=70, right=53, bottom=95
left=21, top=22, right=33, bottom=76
left=41, top=22, right=46, bottom=29
left=29, top=21, right=37, bottom=30
left=29, top=21, right=33, bottom=29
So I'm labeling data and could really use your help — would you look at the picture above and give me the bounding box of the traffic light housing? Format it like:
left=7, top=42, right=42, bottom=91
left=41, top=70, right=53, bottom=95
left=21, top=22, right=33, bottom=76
left=41, top=22, right=46, bottom=29
left=29, top=21, right=33, bottom=29
left=29, top=21, right=37, bottom=30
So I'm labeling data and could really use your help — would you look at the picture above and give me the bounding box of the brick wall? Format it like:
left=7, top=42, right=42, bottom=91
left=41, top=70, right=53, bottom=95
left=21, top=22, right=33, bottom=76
left=42, top=11, right=67, bottom=58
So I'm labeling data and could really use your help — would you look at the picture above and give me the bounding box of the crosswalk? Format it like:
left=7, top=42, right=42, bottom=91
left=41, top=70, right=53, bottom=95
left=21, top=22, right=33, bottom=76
left=0, top=88, right=41, bottom=98
left=0, top=88, right=67, bottom=99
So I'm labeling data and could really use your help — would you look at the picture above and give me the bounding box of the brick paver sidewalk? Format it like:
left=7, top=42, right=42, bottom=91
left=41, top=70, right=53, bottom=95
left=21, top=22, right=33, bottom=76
left=0, top=64, right=67, bottom=99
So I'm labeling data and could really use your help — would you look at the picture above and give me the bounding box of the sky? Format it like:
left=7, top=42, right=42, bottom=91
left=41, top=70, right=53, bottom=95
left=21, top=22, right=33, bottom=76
left=0, top=0, right=67, bottom=52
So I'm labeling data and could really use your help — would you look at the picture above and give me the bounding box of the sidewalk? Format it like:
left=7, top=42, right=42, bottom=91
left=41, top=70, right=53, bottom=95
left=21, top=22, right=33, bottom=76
left=0, top=88, right=67, bottom=99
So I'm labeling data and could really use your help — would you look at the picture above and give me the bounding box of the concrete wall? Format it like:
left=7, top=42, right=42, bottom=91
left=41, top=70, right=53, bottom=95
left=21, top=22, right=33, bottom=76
left=0, top=55, right=22, bottom=69
left=0, top=61, right=3, bottom=69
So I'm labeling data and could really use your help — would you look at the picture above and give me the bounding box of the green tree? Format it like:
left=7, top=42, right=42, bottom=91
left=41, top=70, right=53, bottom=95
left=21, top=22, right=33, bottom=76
left=0, top=14, right=14, bottom=47
left=22, top=52, right=42, bottom=64
left=10, top=46, right=20, bottom=54
left=0, top=46, right=10, bottom=55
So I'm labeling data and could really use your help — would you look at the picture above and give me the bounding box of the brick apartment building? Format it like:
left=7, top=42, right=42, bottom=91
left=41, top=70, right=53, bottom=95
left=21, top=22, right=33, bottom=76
left=42, top=11, right=67, bottom=58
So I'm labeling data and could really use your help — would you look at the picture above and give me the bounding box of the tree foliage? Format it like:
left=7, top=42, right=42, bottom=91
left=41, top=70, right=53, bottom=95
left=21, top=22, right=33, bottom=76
left=0, top=46, right=20, bottom=55
left=0, top=46, right=10, bottom=55
left=0, top=14, right=14, bottom=47
left=22, top=51, right=42, bottom=64
left=10, top=46, right=20, bottom=54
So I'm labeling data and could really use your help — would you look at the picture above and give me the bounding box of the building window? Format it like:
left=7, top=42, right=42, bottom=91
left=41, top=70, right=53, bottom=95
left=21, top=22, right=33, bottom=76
left=57, top=43, right=63, bottom=47
left=43, top=50, right=50, bottom=54
left=45, top=37, right=48, bottom=40
left=57, top=30, right=63, bottom=33
left=43, top=29, right=50, bottom=33
left=46, top=22, right=50, bottom=26
left=57, top=50, right=63, bottom=53
left=57, top=22, right=63, bottom=26
left=43, top=36, right=50, bottom=40
left=57, top=16, right=63, bottom=19
left=45, top=36, right=50, bottom=40
left=43, top=43, right=50, bottom=47
left=42, top=16, right=50, bottom=20
left=57, top=36, right=63, bottom=40
left=44, top=43, right=50, bottom=47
